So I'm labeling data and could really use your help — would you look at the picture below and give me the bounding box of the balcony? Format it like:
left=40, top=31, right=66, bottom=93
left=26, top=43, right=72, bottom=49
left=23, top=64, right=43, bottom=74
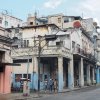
left=0, top=35, right=13, bottom=44
left=11, top=46, right=71, bottom=59
left=0, top=27, right=14, bottom=44
left=73, top=47, right=97, bottom=62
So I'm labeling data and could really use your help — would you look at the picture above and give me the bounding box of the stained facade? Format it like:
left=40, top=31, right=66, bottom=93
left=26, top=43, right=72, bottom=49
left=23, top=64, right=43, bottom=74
left=0, top=27, right=13, bottom=93
left=9, top=14, right=99, bottom=92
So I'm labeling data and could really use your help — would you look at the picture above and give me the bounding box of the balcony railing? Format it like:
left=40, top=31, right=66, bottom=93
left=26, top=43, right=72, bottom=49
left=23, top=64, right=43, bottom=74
left=11, top=46, right=71, bottom=58
left=73, top=47, right=97, bottom=61
left=0, top=35, right=13, bottom=44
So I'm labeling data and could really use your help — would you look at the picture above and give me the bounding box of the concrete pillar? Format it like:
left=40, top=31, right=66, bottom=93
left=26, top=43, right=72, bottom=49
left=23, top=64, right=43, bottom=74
left=0, top=73, right=4, bottom=93
left=87, top=65, right=91, bottom=85
left=58, top=57, right=63, bottom=92
left=79, top=58, right=84, bottom=87
left=4, top=65, right=12, bottom=94
left=92, top=68, right=95, bottom=84
left=68, top=56, right=74, bottom=89
left=96, top=68, right=100, bottom=84
left=33, top=57, right=38, bottom=90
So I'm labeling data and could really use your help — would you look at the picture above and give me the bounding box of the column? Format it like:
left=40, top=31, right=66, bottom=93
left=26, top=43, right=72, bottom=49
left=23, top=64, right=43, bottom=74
left=92, top=68, right=95, bottom=84
left=33, top=57, right=38, bottom=90
left=58, top=57, right=63, bottom=92
left=79, top=58, right=84, bottom=87
left=96, top=68, right=100, bottom=84
left=87, top=65, right=91, bottom=85
left=0, top=72, right=4, bottom=93
left=68, top=56, right=74, bottom=89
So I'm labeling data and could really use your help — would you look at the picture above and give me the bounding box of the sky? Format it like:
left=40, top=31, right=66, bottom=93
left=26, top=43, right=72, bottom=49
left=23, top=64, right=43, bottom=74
left=0, top=0, right=100, bottom=24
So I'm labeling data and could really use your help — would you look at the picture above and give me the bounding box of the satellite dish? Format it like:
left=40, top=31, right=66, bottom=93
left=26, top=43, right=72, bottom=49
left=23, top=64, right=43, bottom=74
left=73, top=21, right=81, bottom=28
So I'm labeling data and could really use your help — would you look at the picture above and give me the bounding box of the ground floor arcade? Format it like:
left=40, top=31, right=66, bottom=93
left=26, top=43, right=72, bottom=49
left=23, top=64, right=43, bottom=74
left=73, top=55, right=96, bottom=88
left=12, top=56, right=96, bottom=92
left=32, top=56, right=74, bottom=92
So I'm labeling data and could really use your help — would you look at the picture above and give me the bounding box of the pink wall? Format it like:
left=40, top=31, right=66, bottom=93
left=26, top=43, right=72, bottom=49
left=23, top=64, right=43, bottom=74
left=0, top=73, right=4, bottom=93
left=0, top=65, right=12, bottom=94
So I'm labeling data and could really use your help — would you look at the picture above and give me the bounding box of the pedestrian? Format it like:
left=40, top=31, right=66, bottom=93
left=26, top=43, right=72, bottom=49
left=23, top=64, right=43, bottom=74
left=54, top=79, right=58, bottom=93
left=44, top=79, right=48, bottom=93
left=49, top=78, right=54, bottom=93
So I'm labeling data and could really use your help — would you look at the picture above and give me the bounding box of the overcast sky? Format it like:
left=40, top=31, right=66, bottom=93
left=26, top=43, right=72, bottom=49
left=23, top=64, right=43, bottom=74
left=0, top=0, right=100, bottom=24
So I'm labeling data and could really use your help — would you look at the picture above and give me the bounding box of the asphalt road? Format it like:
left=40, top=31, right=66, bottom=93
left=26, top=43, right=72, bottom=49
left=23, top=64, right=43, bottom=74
left=0, top=86, right=100, bottom=100
left=34, top=86, right=100, bottom=100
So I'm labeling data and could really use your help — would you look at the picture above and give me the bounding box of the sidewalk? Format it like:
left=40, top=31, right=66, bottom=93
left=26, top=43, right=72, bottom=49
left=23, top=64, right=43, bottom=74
left=0, top=85, right=99, bottom=100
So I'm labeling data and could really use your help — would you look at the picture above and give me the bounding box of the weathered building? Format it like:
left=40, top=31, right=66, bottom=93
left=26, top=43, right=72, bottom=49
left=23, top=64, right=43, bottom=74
left=10, top=24, right=74, bottom=91
left=0, top=26, right=13, bottom=94
left=23, top=13, right=48, bottom=26
left=0, top=13, right=23, bottom=28
left=96, top=33, right=100, bottom=84
left=9, top=14, right=97, bottom=92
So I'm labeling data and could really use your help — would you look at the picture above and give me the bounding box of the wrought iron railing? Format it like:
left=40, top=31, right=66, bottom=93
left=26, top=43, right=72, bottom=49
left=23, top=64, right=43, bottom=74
left=73, top=47, right=97, bottom=61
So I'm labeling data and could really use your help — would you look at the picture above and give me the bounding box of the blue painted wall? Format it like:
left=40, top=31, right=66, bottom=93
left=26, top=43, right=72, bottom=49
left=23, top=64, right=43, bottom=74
left=96, top=68, right=100, bottom=84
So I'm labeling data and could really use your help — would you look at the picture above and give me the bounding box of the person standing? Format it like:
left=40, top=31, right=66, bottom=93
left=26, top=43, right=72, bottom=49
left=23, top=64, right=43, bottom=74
left=49, top=78, right=54, bottom=93
left=54, top=79, right=58, bottom=93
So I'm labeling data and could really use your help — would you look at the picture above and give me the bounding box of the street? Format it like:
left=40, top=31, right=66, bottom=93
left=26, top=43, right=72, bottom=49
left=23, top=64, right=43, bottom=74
left=34, top=86, right=100, bottom=100
left=0, top=86, right=100, bottom=100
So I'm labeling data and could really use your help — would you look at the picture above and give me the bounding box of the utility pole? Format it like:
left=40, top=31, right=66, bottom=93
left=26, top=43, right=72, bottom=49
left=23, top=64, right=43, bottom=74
left=27, top=54, right=30, bottom=80
left=38, top=35, right=41, bottom=92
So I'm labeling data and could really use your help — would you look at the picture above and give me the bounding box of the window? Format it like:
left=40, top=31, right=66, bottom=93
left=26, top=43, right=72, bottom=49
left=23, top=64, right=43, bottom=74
left=56, top=42, right=60, bottom=46
left=23, top=74, right=31, bottom=80
left=17, top=24, right=20, bottom=27
left=56, top=41, right=63, bottom=46
left=15, top=74, right=22, bottom=82
left=15, top=29, right=19, bottom=33
left=24, top=40, right=26, bottom=47
left=12, top=45, right=18, bottom=49
left=64, top=17, right=69, bottom=23
left=64, top=19, right=69, bottom=23
left=5, top=21, right=8, bottom=27
left=44, top=75, right=47, bottom=80
left=23, top=40, right=29, bottom=47
left=76, top=44, right=80, bottom=53
left=72, top=41, right=75, bottom=49
left=58, top=17, right=61, bottom=23
left=64, top=17, right=72, bottom=23
left=13, top=59, right=32, bottom=63
left=26, top=40, right=29, bottom=47
left=30, top=22, right=33, bottom=25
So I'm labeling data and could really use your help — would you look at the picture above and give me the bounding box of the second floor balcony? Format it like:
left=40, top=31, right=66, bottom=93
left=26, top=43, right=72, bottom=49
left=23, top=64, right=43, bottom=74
left=0, top=27, right=13, bottom=44
left=11, top=46, right=71, bottom=59
left=73, top=47, right=97, bottom=62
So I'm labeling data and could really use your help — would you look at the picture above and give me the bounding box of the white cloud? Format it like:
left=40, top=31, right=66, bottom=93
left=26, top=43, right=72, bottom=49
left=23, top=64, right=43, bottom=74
left=81, top=0, right=100, bottom=12
left=73, top=0, right=100, bottom=25
left=44, top=0, right=63, bottom=9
